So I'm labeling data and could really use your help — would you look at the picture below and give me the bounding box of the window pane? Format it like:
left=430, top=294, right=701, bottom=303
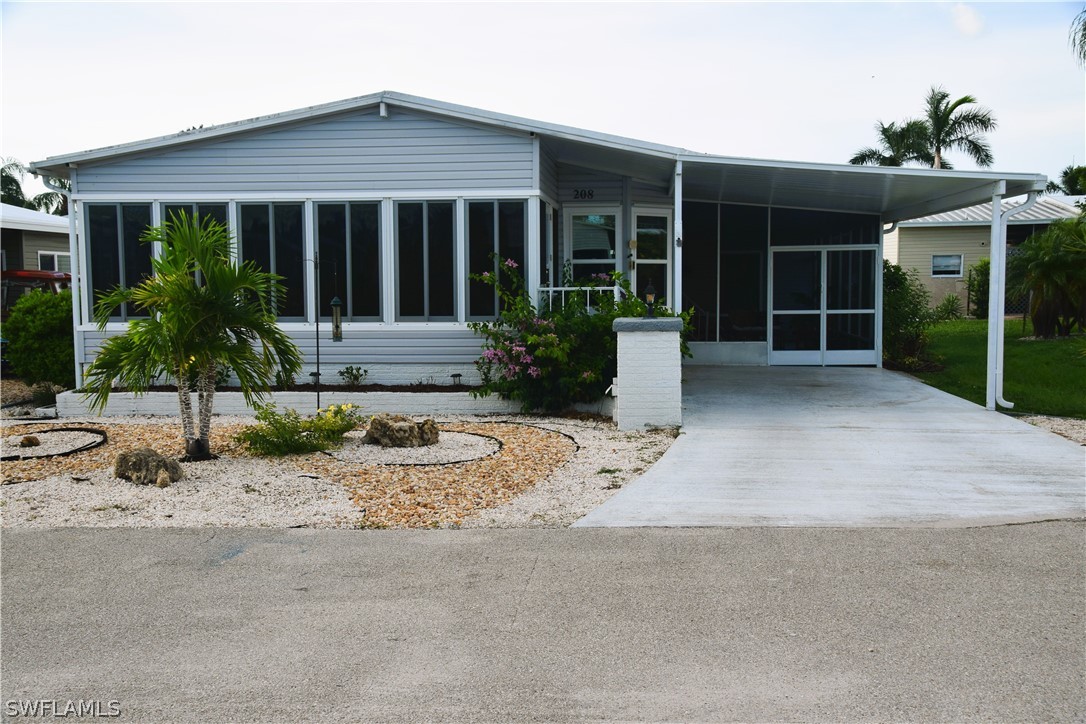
left=498, top=201, right=525, bottom=314
left=932, top=254, right=962, bottom=276
left=274, top=204, right=305, bottom=318
left=771, top=208, right=878, bottom=246
left=468, top=201, right=496, bottom=318
left=427, top=201, right=455, bottom=319
left=239, top=205, right=271, bottom=273
left=39, top=254, right=56, bottom=271
left=772, top=314, right=820, bottom=351
left=827, top=249, right=876, bottom=310
left=397, top=203, right=425, bottom=318
left=571, top=214, right=616, bottom=260
left=317, top=204, right=348, bottom=319
left=57, top=254, right=71, bottom=273
left=635, top=215, right=668, bottom=260
left=197, top=204, right=228, bottom=227
left=122, top=205, right=152, bottom=317
left=772, top=251, right=820, bottom=311
left=827, top=313, right=875, bottom=350
left=163, top=204, right=191, bottom=223
left=350, top=202, right=381, bottom=319
left=720, top=204, right=768, bottom=341
left=87, top=205, right=120, bottom=315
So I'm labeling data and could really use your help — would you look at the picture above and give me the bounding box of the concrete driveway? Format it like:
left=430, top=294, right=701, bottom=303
left=576, top=366, right=1085, bottom=527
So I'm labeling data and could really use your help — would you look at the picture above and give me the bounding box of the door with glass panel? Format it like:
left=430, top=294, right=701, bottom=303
left=565, top=208, right=621, bottom=283
left=631, top=210, right=672, bottom=306
left=769, top=247, right=878, bottom=365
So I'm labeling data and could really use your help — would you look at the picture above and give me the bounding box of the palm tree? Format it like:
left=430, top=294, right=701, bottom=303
left=1072, top=8, right=1086, bottom=66
left=921, top=86, right=997, bottom=169
left=850, top=120, right=934, bottom=167
left=2, top=157, right=69, bottom=214
left=1045, top=165, right=1086, bottom=195
left=83, top=211, right=303, bottom=458
left=1008, top=216, right=1086, bottom=338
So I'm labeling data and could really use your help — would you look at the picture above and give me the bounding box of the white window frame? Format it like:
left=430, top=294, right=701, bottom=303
left=562, top=205, right=623, bottom=281
left=37, top=251, right=72, bottom=272
left=931, top=254, right=963, bottom=278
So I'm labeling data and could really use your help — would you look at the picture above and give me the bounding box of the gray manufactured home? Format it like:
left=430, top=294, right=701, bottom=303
left=31, top=91, right=1046, bottom=387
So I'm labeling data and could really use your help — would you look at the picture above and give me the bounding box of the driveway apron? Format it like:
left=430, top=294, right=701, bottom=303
left=575, top=366, right=1085, bottom=527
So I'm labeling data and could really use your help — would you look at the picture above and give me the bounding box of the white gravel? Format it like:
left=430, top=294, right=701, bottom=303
left=1, top=413, right=677, bottom=529
left=1022, top=415, right=1086, bottom=445
left=2, top=429, right=105, bottom=459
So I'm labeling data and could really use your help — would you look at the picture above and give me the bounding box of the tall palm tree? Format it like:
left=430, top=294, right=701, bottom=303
left=922, top=86, right=997, bottom=169
left=1072, top=8, right=1086, bottom=66
left=84, top=211, right=303, bottom=458
left=850, top=120, right=934, bottom=167
left=2, top=157, right=69, bottom=214
left=1045, top=165, right=1086, bottom=195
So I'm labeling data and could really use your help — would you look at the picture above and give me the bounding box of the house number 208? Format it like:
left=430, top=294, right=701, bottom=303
left=572, top=189, right=595, bottom=200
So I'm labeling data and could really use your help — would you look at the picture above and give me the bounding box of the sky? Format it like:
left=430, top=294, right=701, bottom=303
left=2, top=1, right=1084, bottom=198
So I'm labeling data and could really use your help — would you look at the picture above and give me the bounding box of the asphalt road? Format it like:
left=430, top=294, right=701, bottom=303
left=2, top=524, right=1084, bottom=722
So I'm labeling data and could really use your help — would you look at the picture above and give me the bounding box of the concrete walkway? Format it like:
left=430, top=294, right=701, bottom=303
left=576, top=366, right=1085, bottom=527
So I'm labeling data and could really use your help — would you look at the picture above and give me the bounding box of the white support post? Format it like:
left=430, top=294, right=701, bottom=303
left=303, top=200, right=316, bottom=322
left=455, top=198, right=467, bottom=323
left=382, top=199, right=395, bottom=324
left=68, top=194, right=84, bottom=389
left=985, top=182, right=1006, bottom=411
left=673, top=161, right=683, bottom=310
left=526, top=196, right=541, bottom=306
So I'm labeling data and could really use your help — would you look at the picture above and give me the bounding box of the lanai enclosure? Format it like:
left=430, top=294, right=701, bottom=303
left=31, top=92, right=1045, bottom=403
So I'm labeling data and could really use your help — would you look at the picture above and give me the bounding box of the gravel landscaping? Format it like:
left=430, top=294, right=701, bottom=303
left=0, top=414, right=677, bottom=529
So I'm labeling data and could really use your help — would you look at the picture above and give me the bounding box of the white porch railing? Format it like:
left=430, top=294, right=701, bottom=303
left=537, top=285, right=624, bottom=312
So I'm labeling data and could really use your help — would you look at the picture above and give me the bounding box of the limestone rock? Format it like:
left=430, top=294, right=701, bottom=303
left=115, top=447, right=183, bottom=487
left=19, top=435, right=41, bottom=448
left=365, top=414, right=440, bottom=448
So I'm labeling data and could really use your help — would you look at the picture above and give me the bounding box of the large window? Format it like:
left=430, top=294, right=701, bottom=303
left=85, top=203, right=153, bottom=319
left=396, top=201, right=455, bottom=321
left=238, top=203, right=306, bottom=319
left=468, top=200, right=525, bottom=319
left=316, top=202, right=381, bottom=320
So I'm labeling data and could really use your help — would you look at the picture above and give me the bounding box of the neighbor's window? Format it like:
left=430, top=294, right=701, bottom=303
left=932, top=254, right=963, bottom=277
left=38, top=251, right=71, bottom=273
left=316, top=202, right=381, bottom=321
left=85, top=203, right=153, bottom=320
left=238, top=203, right=306, bottom=319
left=396, top=201, right=456, bottom=321
left=468, top=200, right=525, bottom=319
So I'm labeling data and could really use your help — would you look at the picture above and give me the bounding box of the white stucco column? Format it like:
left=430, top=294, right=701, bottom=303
left=612, top=317, right=683, bottom=430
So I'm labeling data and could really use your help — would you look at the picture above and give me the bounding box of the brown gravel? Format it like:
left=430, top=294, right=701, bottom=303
left=298, top=422, right=577, bottom=528
left=1, top=422, right=246, bottom=484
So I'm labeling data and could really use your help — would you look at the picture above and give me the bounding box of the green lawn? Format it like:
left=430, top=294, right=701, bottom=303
left=911, top=318, right=1086, bottom=419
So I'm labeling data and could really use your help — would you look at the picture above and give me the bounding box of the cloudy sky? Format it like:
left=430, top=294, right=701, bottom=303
left=2, top=1, right=1083, bottom=196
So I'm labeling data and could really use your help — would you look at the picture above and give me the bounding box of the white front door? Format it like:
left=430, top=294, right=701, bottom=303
left=631, top=209, right=673, bottom=306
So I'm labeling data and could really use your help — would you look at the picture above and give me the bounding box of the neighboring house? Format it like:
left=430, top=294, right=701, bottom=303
left=0, top=203, right=70, bottom=273
left=29, top=91, right=1046, bottom=386
left=884, top=196, right=1081, bottom=309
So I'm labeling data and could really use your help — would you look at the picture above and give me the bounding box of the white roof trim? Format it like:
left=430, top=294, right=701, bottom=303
left=0, top=203, right=69, bottom=233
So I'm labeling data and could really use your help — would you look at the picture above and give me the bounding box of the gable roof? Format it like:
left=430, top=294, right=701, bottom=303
left=30, top=90, right=1047, bottom=223
left=899, top=196, right=1081, bottom=227
left=0, top=203, right=69, bottom=233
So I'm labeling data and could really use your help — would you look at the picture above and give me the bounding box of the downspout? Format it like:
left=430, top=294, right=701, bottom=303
left=985, top=187, right=1041, bottom=410
left=39, top=171, right=84, bottom=390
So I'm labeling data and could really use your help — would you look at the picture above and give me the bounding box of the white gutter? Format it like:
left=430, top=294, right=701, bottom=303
left=985, top=185, right=1042, bottom=411
left=38, top=172, right=84, bottom=389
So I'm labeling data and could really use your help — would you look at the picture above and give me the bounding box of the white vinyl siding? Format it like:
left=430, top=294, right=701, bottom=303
left=74, top=109, right=535, bottom=194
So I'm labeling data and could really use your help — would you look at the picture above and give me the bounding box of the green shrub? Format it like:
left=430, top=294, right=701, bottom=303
left=966, top=258, right=990, bottom=318
left=30, top=381, right=65, bottom=406
left=3, top=290, right=74, bottom=387
left=933, top=293, right=964, bottom=322
left=1008, top=216, right=1086, bottom=338
left=468, top=260, right=692, bottom=412
left=882, top=260, right=934, bottom=364
left=338, top=365, right=369, bottom=387
left=234, top=402, right=362, bottom=456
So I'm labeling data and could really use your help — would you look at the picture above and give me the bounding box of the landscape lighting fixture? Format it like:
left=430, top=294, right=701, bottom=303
left=644, top=281, right=656, bottom=318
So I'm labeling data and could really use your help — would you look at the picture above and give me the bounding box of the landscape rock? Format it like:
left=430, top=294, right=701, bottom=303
left=114, top=447, right=183, bottom=487
left=365, top=414, right=440, bottom=448
left=19, top=436, right=41, bottom=448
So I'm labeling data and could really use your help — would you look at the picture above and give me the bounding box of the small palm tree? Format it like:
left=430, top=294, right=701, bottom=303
left=84, top=212, right=303, bottom=458
left=2, top=157, right=69, bottom=214
left=850, top=120, right=934, bottom=167
left=922, top=86, right=997, bottom=169
left=1008, top=216, right=1086, bottom=338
